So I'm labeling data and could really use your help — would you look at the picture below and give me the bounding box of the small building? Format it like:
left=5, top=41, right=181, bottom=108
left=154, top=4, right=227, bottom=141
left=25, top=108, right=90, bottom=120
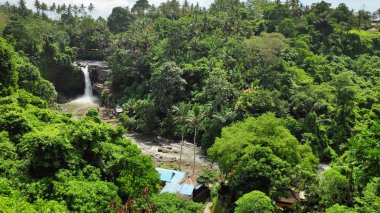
left=115, top=105, right=123, bottom=114
left=156, top=168, right=195, bottom=199
left=193, top=183, right=211, bottom=203
left=276, top=191, right=306, bottom=209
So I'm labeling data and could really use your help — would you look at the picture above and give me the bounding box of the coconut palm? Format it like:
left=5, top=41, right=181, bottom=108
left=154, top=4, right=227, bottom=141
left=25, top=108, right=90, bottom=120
left=49, top=3, right=56, bottom=19
left=18, top=0, right=27, bottom=10
left=187, top=103, right=206, bottom=173
left=88, top=3, right=95, bottom=14
left=73, top=5, right=79, bottom=16
left=172, top=102, right=190, bottom=170
left=34, top=0, right=40, bottom=14
left=40, top=2, right=47, bottom=15
left=80, top=4, right=86, bottom=16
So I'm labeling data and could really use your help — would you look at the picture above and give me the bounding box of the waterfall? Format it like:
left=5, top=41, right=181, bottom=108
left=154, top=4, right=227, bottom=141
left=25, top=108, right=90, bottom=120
left=81, top=65, right=94, bottom=98
left=72, top=65, right=97, bottom=103
left=66, top=62, right=99, bottom=116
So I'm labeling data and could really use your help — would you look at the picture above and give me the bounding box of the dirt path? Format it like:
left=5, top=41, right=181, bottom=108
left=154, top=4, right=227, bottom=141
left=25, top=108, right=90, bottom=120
left=204, top=202, right=213, bottom=213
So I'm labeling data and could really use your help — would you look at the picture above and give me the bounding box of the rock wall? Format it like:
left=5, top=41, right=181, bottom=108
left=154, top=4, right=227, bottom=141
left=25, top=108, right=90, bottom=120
left=39, top=62, right=84, bottom=101
left=76, top=60, right=109, bottom=83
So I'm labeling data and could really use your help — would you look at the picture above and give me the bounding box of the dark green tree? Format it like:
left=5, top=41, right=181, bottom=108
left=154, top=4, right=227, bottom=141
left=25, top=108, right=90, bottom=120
left=132, top=0, right=151, bottom=14
left=107, top=7, right=135, bottom=34
left=0, top=38, right=18, bottom=93
left=150, top=62, right=186, bottom=115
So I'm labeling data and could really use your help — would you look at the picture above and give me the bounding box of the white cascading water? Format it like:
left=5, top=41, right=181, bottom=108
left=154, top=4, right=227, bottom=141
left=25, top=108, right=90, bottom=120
left=82, top=65, right=94, bottom=98
left=72, top=65, right=97, bottom=103
left=66, top=63, right=99, bottom=117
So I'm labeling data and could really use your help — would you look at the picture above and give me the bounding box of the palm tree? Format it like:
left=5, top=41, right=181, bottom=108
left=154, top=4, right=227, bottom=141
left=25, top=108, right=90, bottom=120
left=73, top=5, right=78, bottom=16
left=34, top=0, right=40, bottom=14
left=50, top=3, right=56, bottom=19
left=80, top=4, right=86, bottom=16
left=212, top=107, right=237, bottom=124
left=187, top=103, right=206, bottom=173
left=67, top=4, right=72, bottom=16
left=18, top=0, right=27, bottom=10
left=88, top=3, right=94, bottom=14
left=40, top=2, right=48, bottom=15
left=172, top=102, right=190, bottom=170
left=56, top=5, right=61, bottom=16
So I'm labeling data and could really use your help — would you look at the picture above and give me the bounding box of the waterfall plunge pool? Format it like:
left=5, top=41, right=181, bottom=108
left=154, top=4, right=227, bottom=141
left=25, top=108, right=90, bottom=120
left=64, top=65, right=100, bottom=117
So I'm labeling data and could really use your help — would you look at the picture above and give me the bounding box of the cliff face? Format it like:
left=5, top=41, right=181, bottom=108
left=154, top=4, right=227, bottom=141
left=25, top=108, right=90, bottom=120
left=39, top=61, right=84, bottom=102
left=76, top=61, right=108, bottom=83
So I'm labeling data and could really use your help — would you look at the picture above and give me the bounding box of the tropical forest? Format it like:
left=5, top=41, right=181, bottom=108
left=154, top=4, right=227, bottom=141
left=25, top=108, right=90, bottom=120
left=0, top=0, right=379, bottom=212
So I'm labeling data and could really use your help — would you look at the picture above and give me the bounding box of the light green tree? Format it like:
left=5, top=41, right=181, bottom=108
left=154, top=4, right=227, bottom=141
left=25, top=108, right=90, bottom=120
left=319, top=169, right=350, bottom=207
left=235, top=190, right=275, bottom=213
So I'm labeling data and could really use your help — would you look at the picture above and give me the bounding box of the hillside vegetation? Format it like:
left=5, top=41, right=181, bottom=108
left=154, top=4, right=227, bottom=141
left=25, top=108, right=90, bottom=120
left=0, top=0, right=379, bottom=212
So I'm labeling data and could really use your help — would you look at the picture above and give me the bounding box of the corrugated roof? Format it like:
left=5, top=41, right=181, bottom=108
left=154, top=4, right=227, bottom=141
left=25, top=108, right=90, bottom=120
left=156, top=168, right=174, bottom=182
left=161, top=182, right=182, bottom=194
left=180, top=184, right=194, bottom=196
left=156, top=168, right=186, bottom=184
left=156, top=168, right=194, bottom=196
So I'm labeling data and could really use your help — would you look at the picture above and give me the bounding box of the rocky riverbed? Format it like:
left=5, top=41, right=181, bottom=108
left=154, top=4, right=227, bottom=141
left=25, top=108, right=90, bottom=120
left=126, top=132, right=217, bottom=178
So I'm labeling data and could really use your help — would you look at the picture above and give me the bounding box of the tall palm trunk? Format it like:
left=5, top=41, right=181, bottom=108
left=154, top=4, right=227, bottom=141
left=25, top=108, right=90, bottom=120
left=193, top=127, right=197, bottom=173
left=179, top=127, right=185, bottom=170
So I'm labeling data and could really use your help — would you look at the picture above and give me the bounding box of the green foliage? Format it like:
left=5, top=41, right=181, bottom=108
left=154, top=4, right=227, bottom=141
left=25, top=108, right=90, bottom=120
left=53, top=180, right=120, bottom=213
left=151, top=61, right=186, bottom=114
left=0, top=194, right=69, bottom=213
left=122, top=99, right=160, bottom=134
left=19, top=126, right=75, bottom=177
left=2, top=1, right=380, bottom=211
left=235, top=190, right=275, bottom=213
left=0, top=37, right=57, bottom=101
left=319, top=169, right=350, bottom=207
left=209, top=113, right=317, bottom=198
left=326, top=204, right=357, bottom=213
left=18, top=62, right=57, bottom=102
left=150, top=193, right=204, bottom=213
left=0, top=88, right=159, bottom=211
left=197, top=169, right=220, bottom=184
left=0, top=37, right=18, bottom=94
left=203, top=68, right=234, bottom=112
left=107, top=7, right=135, bottom=34
left=356, top=178, right=380, bottom=213
left=235, top=88, right=283, bottom=116
left=132, top=0, right=151, bottom=14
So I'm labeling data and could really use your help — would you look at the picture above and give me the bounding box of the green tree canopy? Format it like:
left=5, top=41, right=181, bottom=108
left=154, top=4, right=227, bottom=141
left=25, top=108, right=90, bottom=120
left=235, top=190, right=275, bottom=213
left=107, top=7, right=135, bottom=34
left=209, top=113, right=318, bottom=198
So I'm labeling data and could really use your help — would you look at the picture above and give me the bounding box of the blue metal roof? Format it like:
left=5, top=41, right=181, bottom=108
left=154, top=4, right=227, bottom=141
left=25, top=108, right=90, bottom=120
left=161, top=182, right=182, bottom=194
left=156, top=168, right=194, bottom=196
left=180, top=184, right=194, bottom=196
left=156, top=168, right=186, bottom=184
left=156, top=168, right=174, bottom=182
left=171, top=171, right=186, bottom=183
